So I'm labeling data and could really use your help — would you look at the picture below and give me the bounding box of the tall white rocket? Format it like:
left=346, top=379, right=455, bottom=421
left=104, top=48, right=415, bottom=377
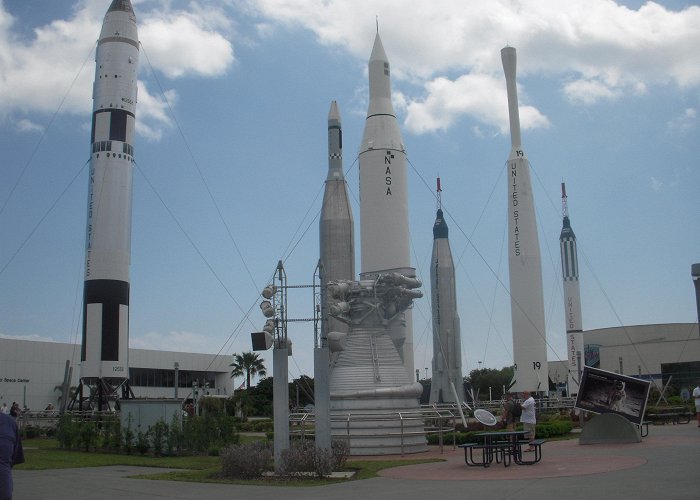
left=501, top=46, right=548, bottom=393
left=559, top=183, right=584, bottom=395
left=429, top=179, right=463, bottom=404
left=81, top=0, right=138, bottom=388
left=359, top=32, right=415, bottom=376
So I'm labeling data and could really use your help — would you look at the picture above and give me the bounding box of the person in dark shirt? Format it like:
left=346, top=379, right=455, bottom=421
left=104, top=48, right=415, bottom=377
left=0, top=412, right=25, bottom=500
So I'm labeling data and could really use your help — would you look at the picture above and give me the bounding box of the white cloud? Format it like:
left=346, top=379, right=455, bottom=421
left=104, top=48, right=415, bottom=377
left=247, top=0, right=700, bottom=132
left=666, top=107, right=697, bottom=133
left=564, top=78, right=622, bottom=105
left=0, top=1, right=235, bottom=140
left=16, top=119, right=44, bottom=133
left=0, top=333, right=59, bottom=343
left=405, top=74, right=550, bottom=134
left=129, top=330, right=213, bottom=353
left=139, top=11, right=234, bottom=78
left=2, top=1, right=699, bottom=138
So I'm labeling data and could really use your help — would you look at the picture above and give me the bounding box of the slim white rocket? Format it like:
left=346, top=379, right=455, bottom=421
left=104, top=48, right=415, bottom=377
left=359, top=32, right=415, bottom=376
left=429, top=178, right=464, bottom=405
left=501, top=46, right=548, bottom=393
left=559, top=182, right=584, bottom=395
left=81, top=0, right=138, bottom=386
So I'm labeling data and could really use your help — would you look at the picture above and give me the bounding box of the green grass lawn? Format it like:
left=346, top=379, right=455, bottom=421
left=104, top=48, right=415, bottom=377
left=18, top=438, right=442, bottom=486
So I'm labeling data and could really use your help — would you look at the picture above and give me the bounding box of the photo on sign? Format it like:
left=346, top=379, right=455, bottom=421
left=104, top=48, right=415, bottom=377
left=575, top=366, right=651, bottom=425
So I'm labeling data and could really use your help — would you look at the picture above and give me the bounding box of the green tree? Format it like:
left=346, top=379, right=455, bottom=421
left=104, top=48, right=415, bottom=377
left=468, top=365, right=515, bottom=400
left=230, top=351, right=267, bottom=389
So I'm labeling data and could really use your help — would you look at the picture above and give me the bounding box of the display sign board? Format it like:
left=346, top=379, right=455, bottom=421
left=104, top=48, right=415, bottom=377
left=575, top=366, right=651, bottom=426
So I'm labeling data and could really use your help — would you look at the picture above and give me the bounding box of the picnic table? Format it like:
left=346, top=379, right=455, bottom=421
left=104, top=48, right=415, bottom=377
left=458, top=430, right=546, bottom=468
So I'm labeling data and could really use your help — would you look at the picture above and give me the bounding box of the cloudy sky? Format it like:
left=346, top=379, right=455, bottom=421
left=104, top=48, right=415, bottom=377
left=1, top=0, right=698, bottom=386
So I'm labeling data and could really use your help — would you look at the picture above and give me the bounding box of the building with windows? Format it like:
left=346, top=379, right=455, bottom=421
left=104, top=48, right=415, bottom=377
left=0, top=338, right=234, bottom=410
left=548, top=323, right=700, bottom=396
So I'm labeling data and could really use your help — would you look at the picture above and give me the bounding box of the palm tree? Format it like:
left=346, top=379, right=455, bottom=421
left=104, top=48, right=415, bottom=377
left=230, top=351, right=267, bottom=389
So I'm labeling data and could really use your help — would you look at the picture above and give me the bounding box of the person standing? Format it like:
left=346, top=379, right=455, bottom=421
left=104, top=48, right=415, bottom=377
left=501, top=393, right=516, bottom=430
left=693, top=381, right=700, bottom=428
left=520, top=391, right=537, bottom=452
left=0, top=411, right=25, bottom=500
left=0, top=404, right=8, bottom=415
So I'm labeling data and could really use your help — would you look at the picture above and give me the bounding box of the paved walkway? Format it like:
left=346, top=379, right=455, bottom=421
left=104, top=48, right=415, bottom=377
left=13, top=423, right=700, bottom=500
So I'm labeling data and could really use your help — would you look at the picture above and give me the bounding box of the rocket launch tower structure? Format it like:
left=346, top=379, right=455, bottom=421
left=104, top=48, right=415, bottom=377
left=76, top=0, right=138, bottom=409
left=429, top=179, right=464, bottom=405
left=501, top=47, right=548, bottom=394
left=359, top=32, right=416, bottom=378
left=559, top=183, right=584, bottom=395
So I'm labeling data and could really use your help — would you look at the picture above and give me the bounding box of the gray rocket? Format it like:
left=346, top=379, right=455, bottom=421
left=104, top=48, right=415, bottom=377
left=359, top=32, right=415, bottom=377
left=317, top=101, right=354, bottom=450
left=429, top=179, right=464, bottom=405
left=501, top=47, right=548, bottom=393
left=80, top=0, right=138, bottom=402
left=320, top=101, right=355, bottom=344
left=559, top=183, right=584, bottom=395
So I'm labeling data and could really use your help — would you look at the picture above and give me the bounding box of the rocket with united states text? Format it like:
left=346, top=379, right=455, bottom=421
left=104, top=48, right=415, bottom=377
left=79, top=0, right=138, bottom=404
left=501, top=46, right=548, bottom=394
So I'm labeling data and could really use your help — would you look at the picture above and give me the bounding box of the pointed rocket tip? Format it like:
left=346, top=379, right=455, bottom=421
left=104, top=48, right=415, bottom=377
left=328, top=100, right=340, bottom=121
left=370, top=31, right=388, bottom=62
left=433, top=209, right=449, bottom=239
left=108, top=0, right=135, bottom=14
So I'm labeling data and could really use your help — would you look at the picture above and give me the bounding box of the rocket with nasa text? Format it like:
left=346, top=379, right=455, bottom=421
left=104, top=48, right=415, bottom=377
left=80, top=0, right=138, bottom=384
left=359, top=32, right=416, bottom=376
left=501, top=46, right=548, bottom=393
left=559, top=183, right=584, bottom=395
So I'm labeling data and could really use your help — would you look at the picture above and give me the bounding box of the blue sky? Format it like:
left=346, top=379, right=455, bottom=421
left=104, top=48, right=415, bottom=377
left=1, top=0, right=698, bottom=385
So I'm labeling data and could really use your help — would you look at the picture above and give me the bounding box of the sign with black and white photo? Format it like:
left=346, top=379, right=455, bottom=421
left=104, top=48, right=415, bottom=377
left=575, top=366, right=651, bottom=425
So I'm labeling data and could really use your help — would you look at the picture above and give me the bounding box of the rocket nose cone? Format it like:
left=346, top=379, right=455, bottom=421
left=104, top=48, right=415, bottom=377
left=108, top=0, right=135, bottom=14
left=501, top=46, right=517, bottom=80
left=370, top=32, right=388, bottom=63
left=328, top=100, right=340, bottom=122
left=433, top=209, right=449, bottom=239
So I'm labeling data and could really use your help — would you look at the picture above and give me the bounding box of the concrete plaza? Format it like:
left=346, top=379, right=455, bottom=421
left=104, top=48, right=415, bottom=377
left=13, top=421, right=700, bottom=500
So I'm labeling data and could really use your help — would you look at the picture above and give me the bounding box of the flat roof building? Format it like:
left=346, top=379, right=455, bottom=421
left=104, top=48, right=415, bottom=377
left=549, top=323, right=700, bottom=396
left=0, top=338, right=234, bottom=411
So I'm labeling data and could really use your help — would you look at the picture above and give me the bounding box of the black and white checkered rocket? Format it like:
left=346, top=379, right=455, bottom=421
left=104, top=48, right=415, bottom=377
left=80, top=0, right=138, bottom=381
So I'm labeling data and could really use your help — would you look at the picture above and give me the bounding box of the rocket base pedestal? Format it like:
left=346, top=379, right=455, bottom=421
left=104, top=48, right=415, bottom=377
left=328, top=276, right=426, bottom=455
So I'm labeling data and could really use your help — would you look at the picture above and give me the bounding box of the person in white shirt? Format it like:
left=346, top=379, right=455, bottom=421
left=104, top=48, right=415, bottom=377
left=520, top=391, right=536, bottom=452
left=693, top=381, right=700, bottom=428
left=0, top=403, right=8, bottom=415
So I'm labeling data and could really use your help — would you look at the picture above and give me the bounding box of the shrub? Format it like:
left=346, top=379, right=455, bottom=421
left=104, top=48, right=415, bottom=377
left=78, top=420, right=98, bottom=451
left=123, top=415, right=135, bottom=455
left=56, top=414, right=78, bottom=449
left=331, top=439, right=349, bottom=470
left=253, top=420, right=274, bottom=433
left=220, top=441, right=272, bottom=479
left=136, top=427, right=150, bottom=455
left=279, top=440, right=316, bottom=476
left=166, top=413, right=182, bottom=455
left=149, top=418, right=168, bottom=456
left=22, top=425, right=41, bottom=439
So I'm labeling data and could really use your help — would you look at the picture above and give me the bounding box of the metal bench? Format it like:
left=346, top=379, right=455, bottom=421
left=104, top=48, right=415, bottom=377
left=513, top=438, right=546, bottom=465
